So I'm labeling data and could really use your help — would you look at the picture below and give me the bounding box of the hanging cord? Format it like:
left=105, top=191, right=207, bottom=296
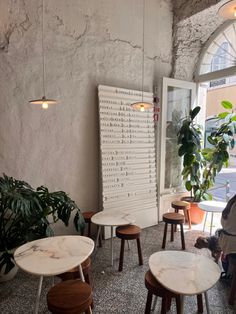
left=141, top=0, right=145, bottom=102
left=42, top=0, right=46, bottom=97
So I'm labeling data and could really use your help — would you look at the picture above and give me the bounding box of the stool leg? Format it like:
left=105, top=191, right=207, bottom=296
left=229, top=267, right=236, bottom=305
left=162, top=223, right=168, bottom=249
left=197, top=294, right=203, bottom=313
left=180, top=223, right=185, bottom=250
left=187, top=210, right=191, bottom=229
left=167, top=296, right=172, bottom=311
left=171, top=224, right=174, bottom=242
left=118, top=239, right=125, bottom=272
left=145, top=291, right=153, bottom=314
left=183, top=209, right=188, bottom=223
left=136, top=238, right=143, bottom=266
left=174, top=209, right=178, bottom=232
left=88, top=221, right=91, bottom=237
left=161, top=297, right=168, bottom=314
left=98, top=226, right=102, bottom=247
left=175, top=295, right=181, bottom=314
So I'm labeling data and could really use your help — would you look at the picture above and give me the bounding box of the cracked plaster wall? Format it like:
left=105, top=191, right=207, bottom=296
left=172, top=0, right=229, bottom=80
left=0, top=0, right=172, bottom=232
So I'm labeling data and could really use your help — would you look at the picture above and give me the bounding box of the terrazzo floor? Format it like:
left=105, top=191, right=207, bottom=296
left=0, top=223, right=236, bottom=314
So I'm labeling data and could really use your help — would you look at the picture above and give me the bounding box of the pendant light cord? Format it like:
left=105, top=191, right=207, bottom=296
left=42, top=0, right=46, bottom=97
left=141, top=0, right=145, bottom=102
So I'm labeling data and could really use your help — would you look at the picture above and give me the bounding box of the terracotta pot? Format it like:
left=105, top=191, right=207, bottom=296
left=181, top=197, right=205, bottom=225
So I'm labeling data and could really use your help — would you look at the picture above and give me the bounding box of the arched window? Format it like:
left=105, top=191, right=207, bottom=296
left=197, top=21, right=236, bottom=79
left=211, top=42, right=229, bottom=72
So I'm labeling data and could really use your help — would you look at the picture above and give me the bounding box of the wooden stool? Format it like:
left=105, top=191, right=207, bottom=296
left=82, top=211, right=96, bottom=237
left=162, top=213, right=185, bottom=250
left=47, top=279, right=92, bottom=314
left=57, top=257, right=91, bottom=284
left=116, top=225, right=143, bottom=272
left=82, top=210, right=102, bottom=247
left=171, top=200, right=191, bottom=230
left=144, top=270, right=203, bottom=314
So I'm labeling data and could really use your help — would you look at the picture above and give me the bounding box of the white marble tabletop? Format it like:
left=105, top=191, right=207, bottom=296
left=14, top=235, right=94, bottom=276
left=91, top=210, right=135, bottom=226
left=149, top=251, right=221, bottom=296
left=198, top=200, right=227, bottom=213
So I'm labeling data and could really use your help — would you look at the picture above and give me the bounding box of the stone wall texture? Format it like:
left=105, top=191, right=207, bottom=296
left=0, top=0, right=172, bottom=231
left=172, top=0, right=228, bottom=80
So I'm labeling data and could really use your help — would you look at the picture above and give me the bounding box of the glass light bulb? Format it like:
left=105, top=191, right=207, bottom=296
left=234, top=9, right=236, bottom=17
left=42, top=101, right=48, bottom=109
left=140, top=105, right=145, bottom=112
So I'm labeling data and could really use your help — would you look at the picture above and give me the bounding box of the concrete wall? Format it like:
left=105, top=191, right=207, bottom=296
left=172, top=0, right=227, bottom=80
left=0, top=0, right=173, bottom=232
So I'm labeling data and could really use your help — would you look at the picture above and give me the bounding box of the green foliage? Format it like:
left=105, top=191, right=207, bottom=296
left=0, top=174, right=85, bottom=274
left=177, top=101, right=236, bottom=202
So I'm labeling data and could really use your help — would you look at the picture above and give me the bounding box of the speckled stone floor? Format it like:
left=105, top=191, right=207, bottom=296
left=0, top=224, right=236, bottom=313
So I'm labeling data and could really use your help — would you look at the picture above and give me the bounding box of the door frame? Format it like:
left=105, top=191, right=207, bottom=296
left=158, top=77, right=196, bottom=220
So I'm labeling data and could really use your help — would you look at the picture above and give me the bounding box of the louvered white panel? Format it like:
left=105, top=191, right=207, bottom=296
left=98, top=85, right=158, bottom=234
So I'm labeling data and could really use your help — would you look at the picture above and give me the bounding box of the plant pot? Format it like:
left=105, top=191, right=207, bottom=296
left=181, top=197, right=205, bottom=225
left=0, top=249, right=18, bottom=282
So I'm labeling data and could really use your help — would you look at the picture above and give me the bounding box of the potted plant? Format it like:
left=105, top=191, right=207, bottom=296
left=177, top=101, right=236, bottom=223
left=0, top=174, right=85, bottom=281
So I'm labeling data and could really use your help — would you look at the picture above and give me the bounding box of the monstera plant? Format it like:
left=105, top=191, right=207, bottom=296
left=0, top=174, right=85, bottom=278
left=177, top=101, right=236, bottom=203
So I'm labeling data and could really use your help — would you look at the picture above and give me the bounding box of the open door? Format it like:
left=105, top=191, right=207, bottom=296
left=158, top=77, right=196, bottom=221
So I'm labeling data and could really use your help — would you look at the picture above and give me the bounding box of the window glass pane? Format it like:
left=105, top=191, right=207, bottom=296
left=164, top=87, right=191, bottom=189
left=199, top=22, right=236, bottom=75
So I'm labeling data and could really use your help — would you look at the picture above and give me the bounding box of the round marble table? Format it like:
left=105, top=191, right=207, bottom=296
left=149, top=251, right=221, bottom=314
left=91, top=210, right=135, bottom=266
left=14, top=235, right=94, bottom=314
left=199, top=200, right=227, bottom=235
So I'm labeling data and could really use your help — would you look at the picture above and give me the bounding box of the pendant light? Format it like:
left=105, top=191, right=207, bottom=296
left=131, top=0, right=153, bottom=112
left=29, top=0, right=56, bottom=109
left=218, top=0, right=236, bottom=19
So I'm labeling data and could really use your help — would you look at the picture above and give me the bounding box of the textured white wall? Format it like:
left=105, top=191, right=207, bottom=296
left=172, top=0, right=227, bottom=80
left=0, top=0, right=173, bottom=231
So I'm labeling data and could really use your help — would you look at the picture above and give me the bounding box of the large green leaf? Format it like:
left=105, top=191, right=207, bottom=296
left=178, top=145, right=186, bottom=157
left=221, top=100, right=233, bottom=110
left=190, top=106, right=201, bottom=120
left=183, top=154, right=195, bottom=166
left=185, top=181, right=192, bottom=191
left=218, top=112, right=230, bottom=119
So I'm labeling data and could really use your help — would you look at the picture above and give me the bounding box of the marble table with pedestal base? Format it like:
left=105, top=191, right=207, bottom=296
left=199, top=200, right=227, bottom=235
left=14, top=235, right=94, bottom=314
left=149, top=251, right=221, bottom=314
left=91, top=210, right=135, bottom=266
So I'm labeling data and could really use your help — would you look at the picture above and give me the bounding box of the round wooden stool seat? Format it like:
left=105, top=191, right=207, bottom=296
left=82, top=211, right=95, bottom=222
left=145, top=270, right=176, bottom=298
left=115, top=225, right=143, bottom=271
left=144, top=270, right=203, bottom=314
left=47, top=280, right=92, bottom=314
left=171, top=200, right=191, bottom=230
left=116, top=225, right=141, bottom=240
left=81, top=211, right=98, bottom=239
left=162, top=213, right=185, bottom=250
left=163, top=212, right=185, bottom=224
left=57, top=257, right=91, bottom=282
left=171, top=200, right=190, bottom=210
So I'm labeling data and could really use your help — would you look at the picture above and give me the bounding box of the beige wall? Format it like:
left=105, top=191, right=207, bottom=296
left=0, top=0, right=173, bottom=232
left=206, top=85, right=236, bottom=117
